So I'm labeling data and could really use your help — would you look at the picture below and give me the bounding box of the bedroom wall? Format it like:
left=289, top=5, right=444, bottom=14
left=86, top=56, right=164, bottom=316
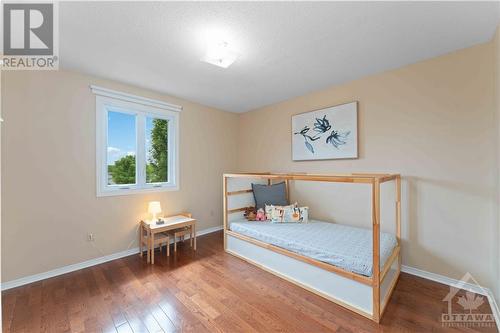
left=237, top=42, right=498, bottom=295
left=1, top=70, right=239, bottom=282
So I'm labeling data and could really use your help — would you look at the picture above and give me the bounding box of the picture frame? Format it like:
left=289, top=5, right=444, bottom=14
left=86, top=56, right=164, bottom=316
left=292, top=101, right=358, bottom=161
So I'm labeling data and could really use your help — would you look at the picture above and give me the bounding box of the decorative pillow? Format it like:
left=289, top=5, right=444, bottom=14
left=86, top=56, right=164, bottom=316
left=266, top=203, right=309, bottom=223
left=252, top=182, right=288, bottom=210
left=265, top=204, right=294, bottom=222
left=295, top=205, right=309, bottom=223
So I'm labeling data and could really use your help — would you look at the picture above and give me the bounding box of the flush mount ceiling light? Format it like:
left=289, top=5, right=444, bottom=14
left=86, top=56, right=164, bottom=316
left=202, top=41, right=239, bottom=68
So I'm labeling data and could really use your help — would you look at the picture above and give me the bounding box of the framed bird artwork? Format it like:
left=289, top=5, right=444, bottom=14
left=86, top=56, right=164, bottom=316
left=292, top=101, right=358, bottom=161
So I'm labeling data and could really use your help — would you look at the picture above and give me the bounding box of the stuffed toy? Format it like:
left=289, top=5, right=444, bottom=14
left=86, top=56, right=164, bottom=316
left=255, top=208, right=267, bottom=221
left=244, top=207, right=256, bottom=221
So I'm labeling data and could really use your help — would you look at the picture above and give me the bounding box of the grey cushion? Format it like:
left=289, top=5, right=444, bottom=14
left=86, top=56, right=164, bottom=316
left=252, top=182, right=288, bottom=210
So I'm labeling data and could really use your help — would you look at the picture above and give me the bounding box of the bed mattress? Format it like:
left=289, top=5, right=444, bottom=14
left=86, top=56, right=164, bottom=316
left=230, top=220, right=397, bottom=277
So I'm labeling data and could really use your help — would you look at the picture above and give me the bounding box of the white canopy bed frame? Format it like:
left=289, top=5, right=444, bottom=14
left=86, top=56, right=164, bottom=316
left=223, top=172, right=401, bottom=323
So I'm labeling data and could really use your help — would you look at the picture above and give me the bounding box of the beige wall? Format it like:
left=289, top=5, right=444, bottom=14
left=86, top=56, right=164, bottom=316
left=238, top=42, right=498, bottom=294
left=1, top=70, right=239, bottom=282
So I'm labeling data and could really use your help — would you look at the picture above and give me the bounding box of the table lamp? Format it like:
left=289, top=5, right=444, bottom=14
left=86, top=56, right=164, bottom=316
left=148, top=201, right=162, bottom=222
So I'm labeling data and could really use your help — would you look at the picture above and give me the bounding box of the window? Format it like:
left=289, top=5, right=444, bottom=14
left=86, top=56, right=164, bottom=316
left=107, top=110, right=137, bottom=186
left=92, top=86, right=180, bottom=196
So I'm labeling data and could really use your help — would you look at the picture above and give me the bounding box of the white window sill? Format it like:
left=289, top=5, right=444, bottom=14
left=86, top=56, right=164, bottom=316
left=97, top=185, right=179, bottom=197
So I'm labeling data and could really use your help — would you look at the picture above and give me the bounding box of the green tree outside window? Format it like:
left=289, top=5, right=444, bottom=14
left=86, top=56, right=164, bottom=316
left=108, top=154, right=136, bottom=184
left=147, top=118, right=169, bottom=183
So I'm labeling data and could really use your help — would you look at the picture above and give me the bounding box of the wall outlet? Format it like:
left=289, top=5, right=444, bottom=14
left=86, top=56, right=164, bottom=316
left=87, top=233, right=94, bottom=241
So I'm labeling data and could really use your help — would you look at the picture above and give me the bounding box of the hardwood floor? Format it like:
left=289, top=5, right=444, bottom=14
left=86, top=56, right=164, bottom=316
left=2, top=231, right=497, bottom=333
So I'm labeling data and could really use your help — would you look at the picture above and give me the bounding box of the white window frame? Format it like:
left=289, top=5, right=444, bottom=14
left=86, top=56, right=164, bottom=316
left=92, top=85, right=181, bottom=197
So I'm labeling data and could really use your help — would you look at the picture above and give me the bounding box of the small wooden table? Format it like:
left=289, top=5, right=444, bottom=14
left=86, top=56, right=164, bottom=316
left=140, top=214, right=196, bottom=264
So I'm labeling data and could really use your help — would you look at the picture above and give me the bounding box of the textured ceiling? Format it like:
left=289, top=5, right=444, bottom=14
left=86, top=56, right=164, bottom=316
left=60, top=2, right=499, bottom=113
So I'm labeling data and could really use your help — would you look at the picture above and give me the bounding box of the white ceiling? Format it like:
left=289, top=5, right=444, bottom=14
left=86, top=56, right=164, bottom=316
left=60, top=1, right=500, bottom=113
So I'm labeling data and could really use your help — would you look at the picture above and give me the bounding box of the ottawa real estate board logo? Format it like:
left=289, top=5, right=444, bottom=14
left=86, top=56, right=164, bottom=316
left=441, top=272, right=496, bottom=328
left=2, top=2, right=59, bottom=70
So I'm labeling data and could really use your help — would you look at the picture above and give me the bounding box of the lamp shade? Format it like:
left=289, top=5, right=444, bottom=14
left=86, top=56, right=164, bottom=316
left=148, top=201, right=162, bottom=215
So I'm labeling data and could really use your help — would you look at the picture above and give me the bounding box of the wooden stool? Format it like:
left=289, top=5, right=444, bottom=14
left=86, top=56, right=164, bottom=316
left=169, top=226, right=193, bottom=252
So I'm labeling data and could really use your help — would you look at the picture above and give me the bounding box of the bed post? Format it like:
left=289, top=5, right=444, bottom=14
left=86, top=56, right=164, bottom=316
left=223, top=174, right=228, bottom=250
left=372, top=178, right=381, bottom=323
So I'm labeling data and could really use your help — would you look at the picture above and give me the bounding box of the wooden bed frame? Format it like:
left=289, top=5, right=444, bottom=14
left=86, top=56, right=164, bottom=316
left=223, top=172, right=401, bottom=323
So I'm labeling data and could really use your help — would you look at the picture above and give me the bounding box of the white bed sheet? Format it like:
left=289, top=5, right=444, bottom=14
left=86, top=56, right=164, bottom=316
left=230, top=219, right=397, bottom=277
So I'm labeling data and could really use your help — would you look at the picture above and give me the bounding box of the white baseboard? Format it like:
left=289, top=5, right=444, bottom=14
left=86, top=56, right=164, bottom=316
left=1, top=225, right=223, bottom=291
left=402, top=265, right=487, bottom=295
left=401, top=265, right=500, bottom=328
